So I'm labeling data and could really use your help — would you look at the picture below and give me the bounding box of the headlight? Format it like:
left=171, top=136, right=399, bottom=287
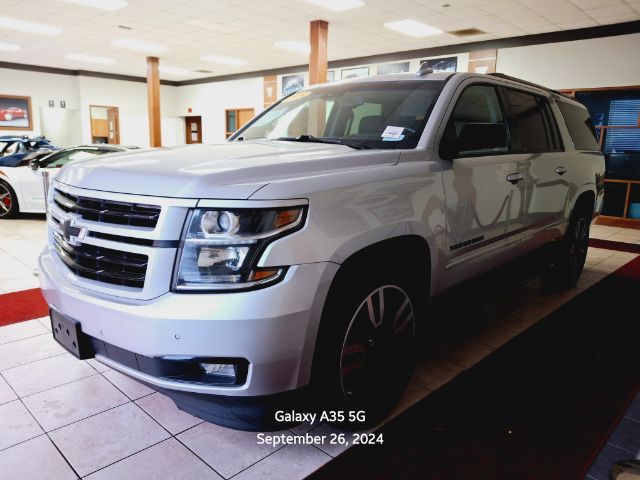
left=174, top=206, right=305, bottom=291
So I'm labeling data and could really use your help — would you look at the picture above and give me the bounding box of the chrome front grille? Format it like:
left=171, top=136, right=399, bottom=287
left=53, top=232, right=148, bottom=289
left=53, top=188, right=161, bottom=228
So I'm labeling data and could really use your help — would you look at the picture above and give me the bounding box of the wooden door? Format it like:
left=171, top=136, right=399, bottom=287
left=225, top=108, right=255, bottom=138
left=185, top=116, right=202, bottom=144
left=107, top=107, right=120, bottom=144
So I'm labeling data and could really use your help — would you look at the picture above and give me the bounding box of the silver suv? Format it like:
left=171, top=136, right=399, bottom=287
left=38, top=71, right=605, bottom=430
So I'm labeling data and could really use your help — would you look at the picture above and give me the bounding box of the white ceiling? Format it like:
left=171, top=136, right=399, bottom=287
left=0, top=0, right=639, bottom=81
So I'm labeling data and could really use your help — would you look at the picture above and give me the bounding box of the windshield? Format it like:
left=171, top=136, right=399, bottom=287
left=234, top=80, right=445, bottom=150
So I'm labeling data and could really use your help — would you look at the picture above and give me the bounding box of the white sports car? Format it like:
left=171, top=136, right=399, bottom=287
left=0, top=144, right=139, bottom=218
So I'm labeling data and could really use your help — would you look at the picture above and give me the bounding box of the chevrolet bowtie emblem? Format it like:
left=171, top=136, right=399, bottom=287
left=62, top=217, right=86, bottom=245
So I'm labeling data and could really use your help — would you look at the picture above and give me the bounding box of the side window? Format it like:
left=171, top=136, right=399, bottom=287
left=441, top=84, right=508, bottom=158
left=503, top=89, right=559, bottom=153
left=556, top=101, right=600, bottom=151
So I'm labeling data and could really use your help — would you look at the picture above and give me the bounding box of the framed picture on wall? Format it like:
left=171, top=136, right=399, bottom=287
left=421, top=57, right=457, bottom=72
left=376, top=62, right=410, bottom=75
left=282, top=74, right=305, bottom=97
left=341, top=67, right=369, bottom=80
left=0, top=95, right=32, bottom=130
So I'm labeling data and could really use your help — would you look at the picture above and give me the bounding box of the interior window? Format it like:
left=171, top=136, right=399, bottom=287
left=504, top=89, right=554, bottom=153
left=441, top=84, right=508, bottom=157
left=556, top=101, right=600, bottom=151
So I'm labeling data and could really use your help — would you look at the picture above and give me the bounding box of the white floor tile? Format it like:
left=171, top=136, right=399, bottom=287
left=84, top=438, right=222, bottom=480
left=0, top=320, right=48, bottom=345
left=85, top=358, right=110, bottom=373
left=22, top=375, right=129, bottom=432
left=0, top=375, right=17, bottom=405
left=0, top=435, right=76, bottom=480
left=0, top=334, right=64, bottom=371
left=49, top=403, right=170, bottom=477
left=2, top=353, right=97, bottom=397
left=136, top=393, right=202, bottom=435
left=36, top=316, right=52, bottom=331
left=232, top=444, right=330, bottom=480
left=0, top=275, right=41, bottom=293
left=0, top=400, right=43, bottom=450
left=178, top=422, right=288, bottom=478
left=102, top=369, right=153, bottom=400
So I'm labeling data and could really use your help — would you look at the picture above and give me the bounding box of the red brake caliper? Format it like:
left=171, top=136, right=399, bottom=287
left=2, top=197, right=10, bottom=208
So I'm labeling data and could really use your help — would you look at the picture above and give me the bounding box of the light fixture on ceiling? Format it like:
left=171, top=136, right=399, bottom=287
left=384, top=20, right=442, bottom=37
left=159, top=65, right=193, bottom=76
left=275, top=41, right=311, bottom=54
left=0, top=16, right=62, bottom=35
left=65, top=53, right=115, bottom=64
left=200, top=54, right=247, bottom=66
left=111, top=38, right=168, bottom=54
left=0, top=42, right=20, bottom=52
left=62, top=0, right=128, bottom=10
left=304, top=0, right=364, bottom=11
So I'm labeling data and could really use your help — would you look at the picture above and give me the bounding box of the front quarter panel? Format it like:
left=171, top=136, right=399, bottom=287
left=253, top=152, right=446, bottom=293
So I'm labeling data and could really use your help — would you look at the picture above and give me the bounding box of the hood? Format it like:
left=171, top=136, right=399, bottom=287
left=55, top=140, right=400, bottom=199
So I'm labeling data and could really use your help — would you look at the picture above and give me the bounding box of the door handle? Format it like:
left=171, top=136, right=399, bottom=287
left=506, top=173, right=524, bottom=185
left=556, top=166, right=568, bottom=175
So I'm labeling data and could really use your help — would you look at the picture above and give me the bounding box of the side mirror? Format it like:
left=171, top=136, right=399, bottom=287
left=29, top=158, right=40, bottom=171
left=457, top=122, right=507, bottom=154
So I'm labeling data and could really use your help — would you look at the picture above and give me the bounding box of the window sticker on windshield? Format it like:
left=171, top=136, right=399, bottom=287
left=381, top=126, right=405, bottom=139
left=383, top=135, right=405, bottom=142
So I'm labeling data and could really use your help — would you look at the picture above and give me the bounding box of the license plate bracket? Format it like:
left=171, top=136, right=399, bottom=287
left=50, top=309, right=94, bottom=359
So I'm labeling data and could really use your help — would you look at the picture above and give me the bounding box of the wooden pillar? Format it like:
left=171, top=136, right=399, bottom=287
left=146, top=56, right=162, bottom=147
left=309, top=20, right=328, bottom=86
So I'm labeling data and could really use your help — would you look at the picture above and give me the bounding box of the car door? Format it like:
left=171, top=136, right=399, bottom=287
left=501, top=88, right=568, bottom=244
left=437, top=82, right=528, bottom=278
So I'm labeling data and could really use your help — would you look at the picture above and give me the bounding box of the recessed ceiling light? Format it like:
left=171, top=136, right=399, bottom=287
left=159, top=65, right=193, bottom=76
left=0, top=16, right=62, bottom=36
left=200, top=54, right=247, bottom=66
left=275, top=41, right=311, bottom=54
left=111, top=38, right=168, bottom=54
left=62, top=0, right=128, bottom=10
left=0, top=42, right=20, bottom=52
left=65, top=53, right=115, bottom=64
left=384, top=20, right=442, bottom=37
left=304, top=0, right=364, bottom=11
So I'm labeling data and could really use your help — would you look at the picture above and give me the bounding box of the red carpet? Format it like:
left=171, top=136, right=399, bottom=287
left=0, top=288, right=48, bottom=327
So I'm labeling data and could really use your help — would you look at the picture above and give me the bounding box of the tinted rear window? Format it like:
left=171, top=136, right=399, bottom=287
left=503, top=89, right=561, bottom=152
left=557, top=101, right=600, bottom=151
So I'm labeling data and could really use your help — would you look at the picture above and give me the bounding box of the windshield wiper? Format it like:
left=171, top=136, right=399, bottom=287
left=273, top=135, right=372, bottom=150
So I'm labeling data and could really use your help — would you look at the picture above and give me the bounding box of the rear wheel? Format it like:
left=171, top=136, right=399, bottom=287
left=4, top=113, right=13, bottom=121
left=542, top=204, right=591, bottom=290
left=313, top=263, right=426, bottom=427
left=0, top=181, right=18, bottom=218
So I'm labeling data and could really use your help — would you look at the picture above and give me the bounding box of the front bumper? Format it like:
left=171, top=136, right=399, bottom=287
left=39, top=247, right=338, bottom=399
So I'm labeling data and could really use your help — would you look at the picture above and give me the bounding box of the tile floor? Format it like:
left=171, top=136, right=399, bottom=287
left=0, top=217, right=638, bottom=479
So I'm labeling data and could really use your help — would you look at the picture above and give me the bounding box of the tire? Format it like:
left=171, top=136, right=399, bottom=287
left=0, top=181, right=19, bottom=218
left=542, top=204, right=591, bottom=291
left=4, top=114, right=12, bottom=121
left=312, top=262, right=426, bottom=428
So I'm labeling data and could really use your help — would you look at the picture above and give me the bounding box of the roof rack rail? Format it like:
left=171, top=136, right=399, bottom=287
left=487, top=73, right=571, bottom=98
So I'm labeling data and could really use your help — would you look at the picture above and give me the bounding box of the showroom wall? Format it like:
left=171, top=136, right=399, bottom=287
left=495, top=33, right=640, bottom=89
left=0, top=68, right=183, bottom=148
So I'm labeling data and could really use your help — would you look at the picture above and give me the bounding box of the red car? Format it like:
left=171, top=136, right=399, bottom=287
left=0, top=107, right=27, bottom=121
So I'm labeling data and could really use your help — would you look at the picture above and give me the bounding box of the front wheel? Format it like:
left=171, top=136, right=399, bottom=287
left=542, top=206, right=591, bottom=290
left=0, top=181, right=19, bottom=218
left=312, top=265, right=425, bottom=427
left=4, top=113, right=12, bottom=121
